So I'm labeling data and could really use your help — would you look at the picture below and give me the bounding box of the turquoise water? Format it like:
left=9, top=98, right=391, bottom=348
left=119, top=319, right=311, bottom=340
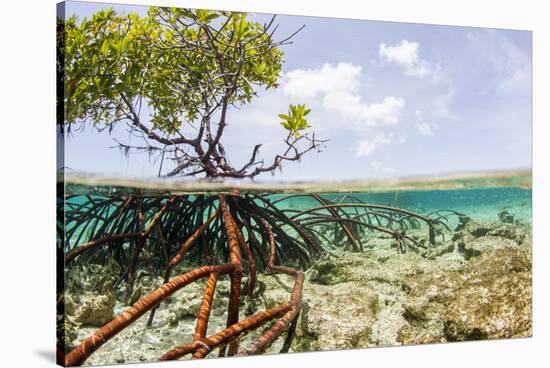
left=269, top=187, right=532, bottom=224
left=62, top=185, right=532, bottom=251
left=59, top=180, right=532, bottom=364
left=64, top=186, right=532, bottom=224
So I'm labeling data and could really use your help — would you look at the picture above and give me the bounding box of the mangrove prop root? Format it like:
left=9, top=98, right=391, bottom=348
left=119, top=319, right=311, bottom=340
left=239, top=270, right=303, bottom=355
left=195, top=272, right=218, bottom=341
left=312, top=194, right=362, bottom=252
left=160, top=303, right=291, bottom=361
left=62, top=192, right=439, bottom=365
left=192, top=303, right=291, bottom=359
left=65, top=196, right=176, bottom=264
left=219, top=195, right=243, bottom=356
left=127, top=204, right=145, bottom=292
left=168, top=205, right=222, bottom=269
left=280, top=310, right=300, bottom=353
left=64, top=264, right=235, bottom=366
left=290, top=201, right=437, bottom=246
left=158, top=201, right=304, bottom=361
left=230, top=198, right=258, bottom=303
left=239, top=220, right=304, bottom=355
left=147, top=205, right=221, bottom=327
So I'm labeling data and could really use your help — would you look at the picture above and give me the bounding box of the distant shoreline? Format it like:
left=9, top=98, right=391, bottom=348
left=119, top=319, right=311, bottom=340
left=60, top=169, right=532, bottom=194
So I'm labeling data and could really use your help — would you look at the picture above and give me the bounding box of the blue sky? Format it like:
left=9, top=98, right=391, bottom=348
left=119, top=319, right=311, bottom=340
left=62, top=1, right=532, bottom=181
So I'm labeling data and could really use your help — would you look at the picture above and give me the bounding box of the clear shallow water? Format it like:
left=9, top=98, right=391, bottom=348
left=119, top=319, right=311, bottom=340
left=270, top=187, right=532, bottom=224
left=61, top=180, right=532, bottom=251
left=59, top=173, right=532, bottom=364
left=62, top=172, right=532, bottom=229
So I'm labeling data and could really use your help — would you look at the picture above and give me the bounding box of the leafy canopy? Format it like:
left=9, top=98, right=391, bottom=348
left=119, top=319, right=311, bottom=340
left=62, top=7, right=310, bottom=135
left=59, top=7, right=322, bottom=178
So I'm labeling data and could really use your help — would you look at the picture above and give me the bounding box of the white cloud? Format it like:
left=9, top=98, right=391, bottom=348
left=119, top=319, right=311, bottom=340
left=415, top=109, right=433, bottom=136
left=323, top=94, right=404, bottom=126
left=352, top=133, right=393, bottom=157
left=369, top=160, right=395, bottom=173
left=416, top=122, right=433, bottom=136
left=496, top=39, right=531, bottom=95
left=498, top=68, right=530, bottom=94
left=281, top=62, right=361, bottom=99
left=379, top=40, right=438, bottom=79
left=466, top=31, right=531, bottom=96
left=281, top=62, right=405, bottom=127
left=379, top=40, right=420, bottom=67
left=431, top=88, right=456, bottom=120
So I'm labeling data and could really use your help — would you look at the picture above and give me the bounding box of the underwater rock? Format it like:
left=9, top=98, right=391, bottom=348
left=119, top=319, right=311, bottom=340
left=74, top=294, right=115, bottom=327
left=424, top=242, right=468, bottom=264
left=290, top=249, right=463, bottom=350
left=290, top=244, right=483, bottom=350
left=424, top=243, right=455, bottom=259
left=452, top=219, right=529, bottom=261
left=435, top=247, right=468, bottom=266
left=444, top=271, right=531, bottom=340
left=307, top=251, right=441, bottom=286
left=367, top=294, right=408, bottom=347
left=486, top=223, right=528, bottom=244
left=401, top=269, right=465, bottom=316
left=165, top=280, right=218, bottom=323
left=64, top=220, right=530, bottom=364
left=256, top=271, right=380, bottom=351
left=397, top=326, right=445, bottom=345
left=398, top=270, right=467, bottom=345
left=462, top=221, right=496, bottom=238
left=66, top=261, right=120, bottom=296
left=466, top=247, right=531, bottom=280
left=498, top=210, right=515, bottom=224
left=112, top=351, right=126, bottom=364
left=362, top=234, right=396, bottom=252
left=257, top=273, right=298, bottom=310
left=293, top=281, right=379, bottom=351
left=444, top=248, right=532, bottom=340
left=463, top=236, right=518, bottom=258
left=307, top=255, right=378, bottom=285
left=398, top=295, right=447, bottom=346
left=397, top=247, right=531, bottom=344
left=454, top=219, right=528, bottom=245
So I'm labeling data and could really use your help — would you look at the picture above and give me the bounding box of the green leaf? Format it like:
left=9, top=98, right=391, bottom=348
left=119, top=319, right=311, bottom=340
left=121, top=39, right=130, bottom=53
left=100, top=39, right=109, bottom=55
left=278, top=114, right=290, bottom=120
left=278, top=104, right=313, bottom=136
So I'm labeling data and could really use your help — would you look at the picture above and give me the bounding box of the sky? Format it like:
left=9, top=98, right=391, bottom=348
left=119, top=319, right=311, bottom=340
left=61, top=1, right=532, bottom=182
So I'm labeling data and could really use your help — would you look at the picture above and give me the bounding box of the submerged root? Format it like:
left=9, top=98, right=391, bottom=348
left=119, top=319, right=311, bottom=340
left=59, top=192, right=444, bottom=365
